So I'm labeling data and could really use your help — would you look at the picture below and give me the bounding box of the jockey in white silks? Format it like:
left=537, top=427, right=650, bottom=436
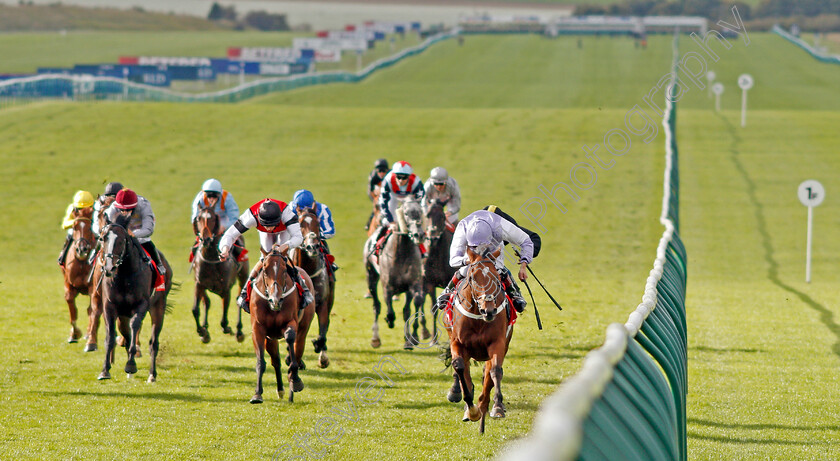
left=435, top=210, right=534, bottom=313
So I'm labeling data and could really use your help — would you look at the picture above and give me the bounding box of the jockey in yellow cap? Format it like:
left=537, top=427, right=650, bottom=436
left=58, top=190, right=94, bottom=266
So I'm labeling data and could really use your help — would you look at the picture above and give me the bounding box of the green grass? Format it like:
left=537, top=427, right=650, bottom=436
left=0, top=31, right=839, bottom=460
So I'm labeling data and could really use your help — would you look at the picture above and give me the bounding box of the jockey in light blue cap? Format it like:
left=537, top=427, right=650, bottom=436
left=289, top=189, right=339, bottom=277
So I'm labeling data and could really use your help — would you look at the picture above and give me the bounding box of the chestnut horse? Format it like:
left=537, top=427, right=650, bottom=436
left=290, top=210, right=335, bottom=369
left=61, top=208, right=95, bottom=343
left=364, top=200, right=428, bottom=350
left=423, top=201, right=457, bottom=344
left=248, top=244, right=315, bottom=403
left=191, top=205, right=249, bottom=343
left=96, top=221, right=172, bottom=382
left=448, top=247, right=513, bottom=434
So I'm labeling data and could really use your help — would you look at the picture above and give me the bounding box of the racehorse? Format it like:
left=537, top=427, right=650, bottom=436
left=364, top=200, right=428, bottom=350
left=61, top=208, right=95, bottom=343
left=367, top=187, right=382, bottom=238
left=95, top=220, right=172, bottom=382
left=248, top=244, right=315, bottom=403
left=423, top=201, right=457, bottom=344
left=290, top=210, right=335, bottom=369
left=191, top=205, right=249, bottom=343
left=446, top=246, right=514, bottom=434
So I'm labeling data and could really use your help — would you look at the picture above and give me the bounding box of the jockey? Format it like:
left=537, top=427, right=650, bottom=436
left=57, top=190, right=95, bottom=266
left=289, top=189, right=339, bottom=277
left=435, top=210, right=534, bottom=313
left=190, top=178, right=245, bottom=261
left=104, top=188, right=166, bottom=282
left=92, top=182, right=122, bottom=236
left=365, top=158, right=389, bottom=230
left=218, top=198, right=314, bottom=311
left=377, top=161, right=425, bottom=239
left=423, top=167, right=461, bottom=225
left=483, top=205, right=542, bottom=258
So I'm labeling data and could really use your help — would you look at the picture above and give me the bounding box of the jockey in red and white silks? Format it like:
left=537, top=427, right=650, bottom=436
left=219, top=198, right=302, bottom=257
left=378, top=161, right=425, bottom=230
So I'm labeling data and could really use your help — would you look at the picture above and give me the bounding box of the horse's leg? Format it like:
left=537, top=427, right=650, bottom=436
left=368, top=264, right=382, bottom=348
left=448, top=370, right=463, bottom=402
left=316, top=282, right=335, bottom=368
left=63, top=284, right=82, bottom=343
left=383, top=285, right=396, bottom=329
left=285, top=324, right=303, bottom=402
left=489, top=342, right=506, bottom=419
left=266, top=338, right=283, bottom=400
left=478, top=361, right=495, bottom=434
left=402, top=292, right=415, bottom=350
left=124, top=304, right=147, bottom=376
left=147, top=302, right=165, bottom=383
left=452, top=344, right=480, bottom=422
left=250, top=324, right=267, bottom=404
left=192, top=284, right=209, bottom=342
left=85, top=290, right=101, bottom=352
left=202, top=292, right=212, bottom=341
left=97, top=305, right=116, bottom=380
left=220, top=289, right=232, bottom=335
left=414, top=283, right=429, bottom=341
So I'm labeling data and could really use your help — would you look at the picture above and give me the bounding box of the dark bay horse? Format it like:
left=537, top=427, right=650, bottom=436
left=364, top=200, right=427, bottom=350
left=423, top=201, right=457, bottom=344
left=249, top=244, right=315, bottom=403
left=290, top=210, right=335, bottom=369
left=448, top=248, right=513, bottom=434
left=61, top=208, right=95, bottom=343
left=96, top=222, right=172, bottom=383
left=192, top=205, right=249, bottom=343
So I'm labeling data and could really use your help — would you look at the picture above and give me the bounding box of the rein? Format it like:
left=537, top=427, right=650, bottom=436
left=454, top=258, right=507, bottom=320
left=253, top=249, right=295, bottom=310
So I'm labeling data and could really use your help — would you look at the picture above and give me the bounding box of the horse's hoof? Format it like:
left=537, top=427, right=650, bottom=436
left=291, top=377, right=304, bottom=393
left=67, top=336, right=79, bottom=344
left=318, top=352, right=329, bottom=369
left=490, top=405, right=506, bottom=418
left=84, top=343, right=97, bottom=352
left=250, top=395, right=263, bottom=404
left=116, top=336, right=126, bottom=347
left=236, top=332, right=245, bottom=343
left=124, top=362, right=138, bottom=375
left=421, top=328, right=432, bottom=341
left=462, top=408, right=471, bottom=422
left=403, top=340, right=414, bottom=351
left=147, top=375, right=156, bottom=384
left=469, top=405, right=481, bottom=422
left=385, top=314, right=396, bottom=329
left=447, top=390, right=462, bottom=403
left=311, top=338, right=322, bottom=353
left=391, top=294, right=400, bottom=301
left=97, top=371, right=111, bottom=380
left=222, top=326, right=233, bottom=335
left=364, top=292, right=372, bottom=299
left=371, top=338, right=381, bottom=348
left=298, top=360, right=306, bottom=371
left=201, top=334, right=211, bottom=344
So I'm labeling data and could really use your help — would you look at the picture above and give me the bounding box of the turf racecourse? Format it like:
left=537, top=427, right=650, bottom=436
left=0, top=32, right=837, bottom=459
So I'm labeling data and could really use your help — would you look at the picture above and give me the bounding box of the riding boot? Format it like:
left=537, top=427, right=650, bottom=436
left=141, top=241, right=165, bottom=275
left=57, top=234, right=72, bottom=266
left=502, top=269, right=527, bottom=313
left=287, top=264, right=315, bottom=307
left=237, top=261, right=261, bottom=313
left=434, top=272, right=464, bottom=313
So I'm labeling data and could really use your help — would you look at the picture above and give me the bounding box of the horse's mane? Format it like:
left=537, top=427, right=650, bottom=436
left=403, top=200, right=422, bottom=221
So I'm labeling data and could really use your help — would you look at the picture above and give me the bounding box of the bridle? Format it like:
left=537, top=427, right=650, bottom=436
left=194, top=209, right=223, bottom=264
left=72, top=217, right=94, bottom=260
left=453, top=255, right=507, bottom=322
left=100, top=224, right=128, bottom=276
left=253, top=245, right=296, bottom=311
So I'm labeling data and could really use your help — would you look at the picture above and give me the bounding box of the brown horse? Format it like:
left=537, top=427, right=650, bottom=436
left=61, top=208, right=95, bottom=343
left=96, top=221, right=172, bottom=382
left=423, top=201, right=457, bottom=345
left=192, top=205, right=249, bottom=343
left=367, top=187, right=382, bottom=238
left=290, top=210, right=335, bottom=369
left=248, top=244, right=315, bottom=403
left=448, top=248, right=513, bottom=434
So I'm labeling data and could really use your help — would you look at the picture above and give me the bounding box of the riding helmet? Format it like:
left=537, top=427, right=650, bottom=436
left=392, top=161, right=413, bottom=176
left=114, top=189, right=138, bottom=210
left=430, top=167, right=448, bottom=183
left=374, top=158, right=389, bottom=172
left=292, top=189, right=315, bottom=209
left=103, top=182, right=123, bottom=196
left=72, top=190, right=95, bottom=209
left=466, top=217, right=494, bottom=247
left=201, top=178, right=223, bottom=194
left=258, top=200, right=283, bottom=227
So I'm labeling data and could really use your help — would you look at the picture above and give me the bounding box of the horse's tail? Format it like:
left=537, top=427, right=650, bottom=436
left=164, top=281, right=181, bottom=314
left=438, top=344, right=452, bottom=371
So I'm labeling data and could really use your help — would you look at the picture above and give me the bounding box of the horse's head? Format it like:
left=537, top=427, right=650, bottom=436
left=100, top=223, right=129, bottom=278
left=194, top=205, right=220, bottom=250
left=71, top=209, right=95, bottom=261
left=424, top=200, right=447, bottom=242
left=260, top=244, right=291, bottom=311
left=402, top=200, right=426, bottom=246
left=464, top=247, right=504, bottom=323
left=298, top=211, right=321, bottom=259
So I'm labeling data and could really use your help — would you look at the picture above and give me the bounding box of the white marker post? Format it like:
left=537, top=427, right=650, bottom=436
left=712, top=83, right=724, bottom=112
left=798, top=180, right=825, bottom=283
left=738, top=73, right=753, bottom=127
left=706, top=70, right=716, bottom=98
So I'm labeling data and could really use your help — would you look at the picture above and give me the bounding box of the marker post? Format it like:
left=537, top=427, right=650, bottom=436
left=712, top=83, right=724, bottom=112
left=706, top=70, right=716, bottom=98
left=798, top=180, right=825, bottom=283
left=738, top=73, right=753, bottom=127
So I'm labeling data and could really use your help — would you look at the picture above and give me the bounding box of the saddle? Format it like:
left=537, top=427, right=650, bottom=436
left=140, top=246, right=166, bottom=292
